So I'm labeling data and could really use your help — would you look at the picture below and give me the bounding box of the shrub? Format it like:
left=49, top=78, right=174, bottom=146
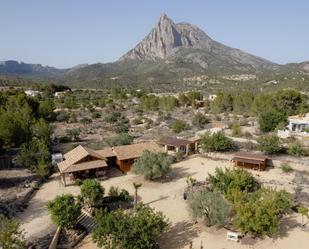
left=106, top=133, right=133, bottom=146
left=170, top=120, right=187, bottom=133
left=47, top=194, right=81, bottom=229
left=93, top=204, right=168, bottom=249
left=133, top=150, right=173, bottom=180
left=258, top=134, right=282, bottom=154
left=280, top=162, right=293, bottom=173
left=231, top=123, right=242, bottom=137
left=80, top=117, right=92, bottom=124
left=188, top=189, right=232, bottom=227
left=287, top=142, right=308, bottom=157
left=200, top=132, right=234, bottom=152
left=91, top=112, right=101, bottom=119
left=108, top=186, right=120, bottom=197
left=56, top=111, right=69, bottom=122
left=192, top=112, right=209, bottom=128
left=132, top=117, right=143, bottom=125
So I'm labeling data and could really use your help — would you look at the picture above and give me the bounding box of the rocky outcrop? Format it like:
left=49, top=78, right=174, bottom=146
left=119, top=13, right=275, bottom=72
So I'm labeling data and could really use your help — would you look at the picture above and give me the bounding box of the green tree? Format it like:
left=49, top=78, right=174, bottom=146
left=47, top=194, right=81, bottom=229
left=258, top=109, right=287, bottom=132
left=273, top=89, right=303, bottom=116
left=32, top=118, right=52, bottom=146
left=258, top=134, right=282, bottom=154
left=188, top=189, right=232, bottom=227
left=207, top=167, right=256, bottom=194
left=200, top=132, right=234, bottom=152
left=233, top=92, right=254, bottom=115
left=233, top=188, right=292, bottom=236
left=133, top=150, right=172, bottom=180
left=93, top=204, right=168, bottom=249
left=80, top=179, right=105, bottom=208
left=0, top=214, right=25, bottom=249
left=251, top=93, right=273, bottom=116
left=170, top=119, right=187, bottom=133
left=211, top=92, right=233, bottom=113
left=38, top=98, right=54, bottom=120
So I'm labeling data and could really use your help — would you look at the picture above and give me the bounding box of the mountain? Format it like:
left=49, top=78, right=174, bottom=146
left=0, top=60, right=66, bottom=76
left=119, top=13, right=275, bottom=72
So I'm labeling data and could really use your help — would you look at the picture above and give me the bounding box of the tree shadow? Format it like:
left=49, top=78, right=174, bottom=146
left=159, top=221, right=201, bottom=249
left=157, top=167, right=196, bottom=183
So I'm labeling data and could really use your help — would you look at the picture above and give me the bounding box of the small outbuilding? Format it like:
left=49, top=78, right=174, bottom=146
left=157, top=137, right=199, bottom=156
left=232, top=152, right=268, bottom=171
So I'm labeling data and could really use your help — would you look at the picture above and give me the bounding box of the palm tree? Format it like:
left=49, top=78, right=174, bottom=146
left=298, top=206, right=309, bottom=226
left=133, top=182, right=142, bottom=208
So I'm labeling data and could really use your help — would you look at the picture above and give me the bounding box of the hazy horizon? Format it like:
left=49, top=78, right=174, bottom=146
left=1, top=0, right=309, bottom=68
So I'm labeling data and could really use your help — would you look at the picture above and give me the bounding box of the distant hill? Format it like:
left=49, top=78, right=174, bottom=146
left=0, top=60, right=66, bottom=77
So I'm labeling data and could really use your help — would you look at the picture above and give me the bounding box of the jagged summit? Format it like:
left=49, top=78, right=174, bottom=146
left=119, top=13, right=274, bottom=71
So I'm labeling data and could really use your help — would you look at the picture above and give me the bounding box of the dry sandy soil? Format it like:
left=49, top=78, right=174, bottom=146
left=18, top=155, right=309, bottom=249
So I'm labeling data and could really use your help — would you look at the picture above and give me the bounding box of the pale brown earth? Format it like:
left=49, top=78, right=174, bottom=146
left=18, top=156, right=309, bottom=248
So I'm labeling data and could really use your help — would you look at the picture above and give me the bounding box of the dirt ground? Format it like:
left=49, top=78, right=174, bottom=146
left=18, top=156, right=309, bottom=248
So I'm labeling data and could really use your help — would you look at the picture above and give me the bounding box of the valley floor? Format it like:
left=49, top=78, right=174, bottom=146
left=19, top=155, right=309, bottom=249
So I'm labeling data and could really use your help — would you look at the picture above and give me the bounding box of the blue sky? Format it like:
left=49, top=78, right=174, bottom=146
left=1, top=0, right=308, bottom=68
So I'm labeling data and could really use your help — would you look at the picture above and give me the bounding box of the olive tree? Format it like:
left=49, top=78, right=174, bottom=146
left=187, top=189, right=232, bottom=227
left=132, top=150, right=173, bottom=180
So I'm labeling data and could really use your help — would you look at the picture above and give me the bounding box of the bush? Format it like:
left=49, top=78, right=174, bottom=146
left=106, top=133, right=133, bottom=146
left=132, top=117, right=143, bottom=125
left=287, top=142, right=308, bottom=157
left=280, top=162, right=294, bottom=173
left=188, top=189, right=232, bottom=227
left=207, top=167, right=256, bottom=194
left=257, top=134, right=282, bottom=154
left=93, top=204, right=168, bottom=249
left=231, top=123, right=242, bottom=137
left=80, top=117, right=92, bottom=124
left=47, top=194, right=81, bottom=229
left=170, top=120, right=187, bottom=133
left=56, top=111, right=69, bottom=122
left=133, top=150, right=173, bottom=180
left=200, top=132, right=234, bottom=152
left=108, top=186, right=120, bottom=197
left=192, top=112, right=209, bottom=128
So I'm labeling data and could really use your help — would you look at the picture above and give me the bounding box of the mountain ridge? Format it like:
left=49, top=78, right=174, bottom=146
left=0, top=13, right=308, bottom=87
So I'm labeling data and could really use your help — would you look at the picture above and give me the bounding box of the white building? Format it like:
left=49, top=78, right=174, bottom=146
left=278, top=114, right=309, bottom=139
left=24, top=90, right=41, bottom=97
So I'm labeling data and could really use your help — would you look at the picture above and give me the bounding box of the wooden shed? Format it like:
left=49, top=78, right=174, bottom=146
left=157, top=137, right=199, bottom=156
left=232, top=152, right=268, bottom=171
